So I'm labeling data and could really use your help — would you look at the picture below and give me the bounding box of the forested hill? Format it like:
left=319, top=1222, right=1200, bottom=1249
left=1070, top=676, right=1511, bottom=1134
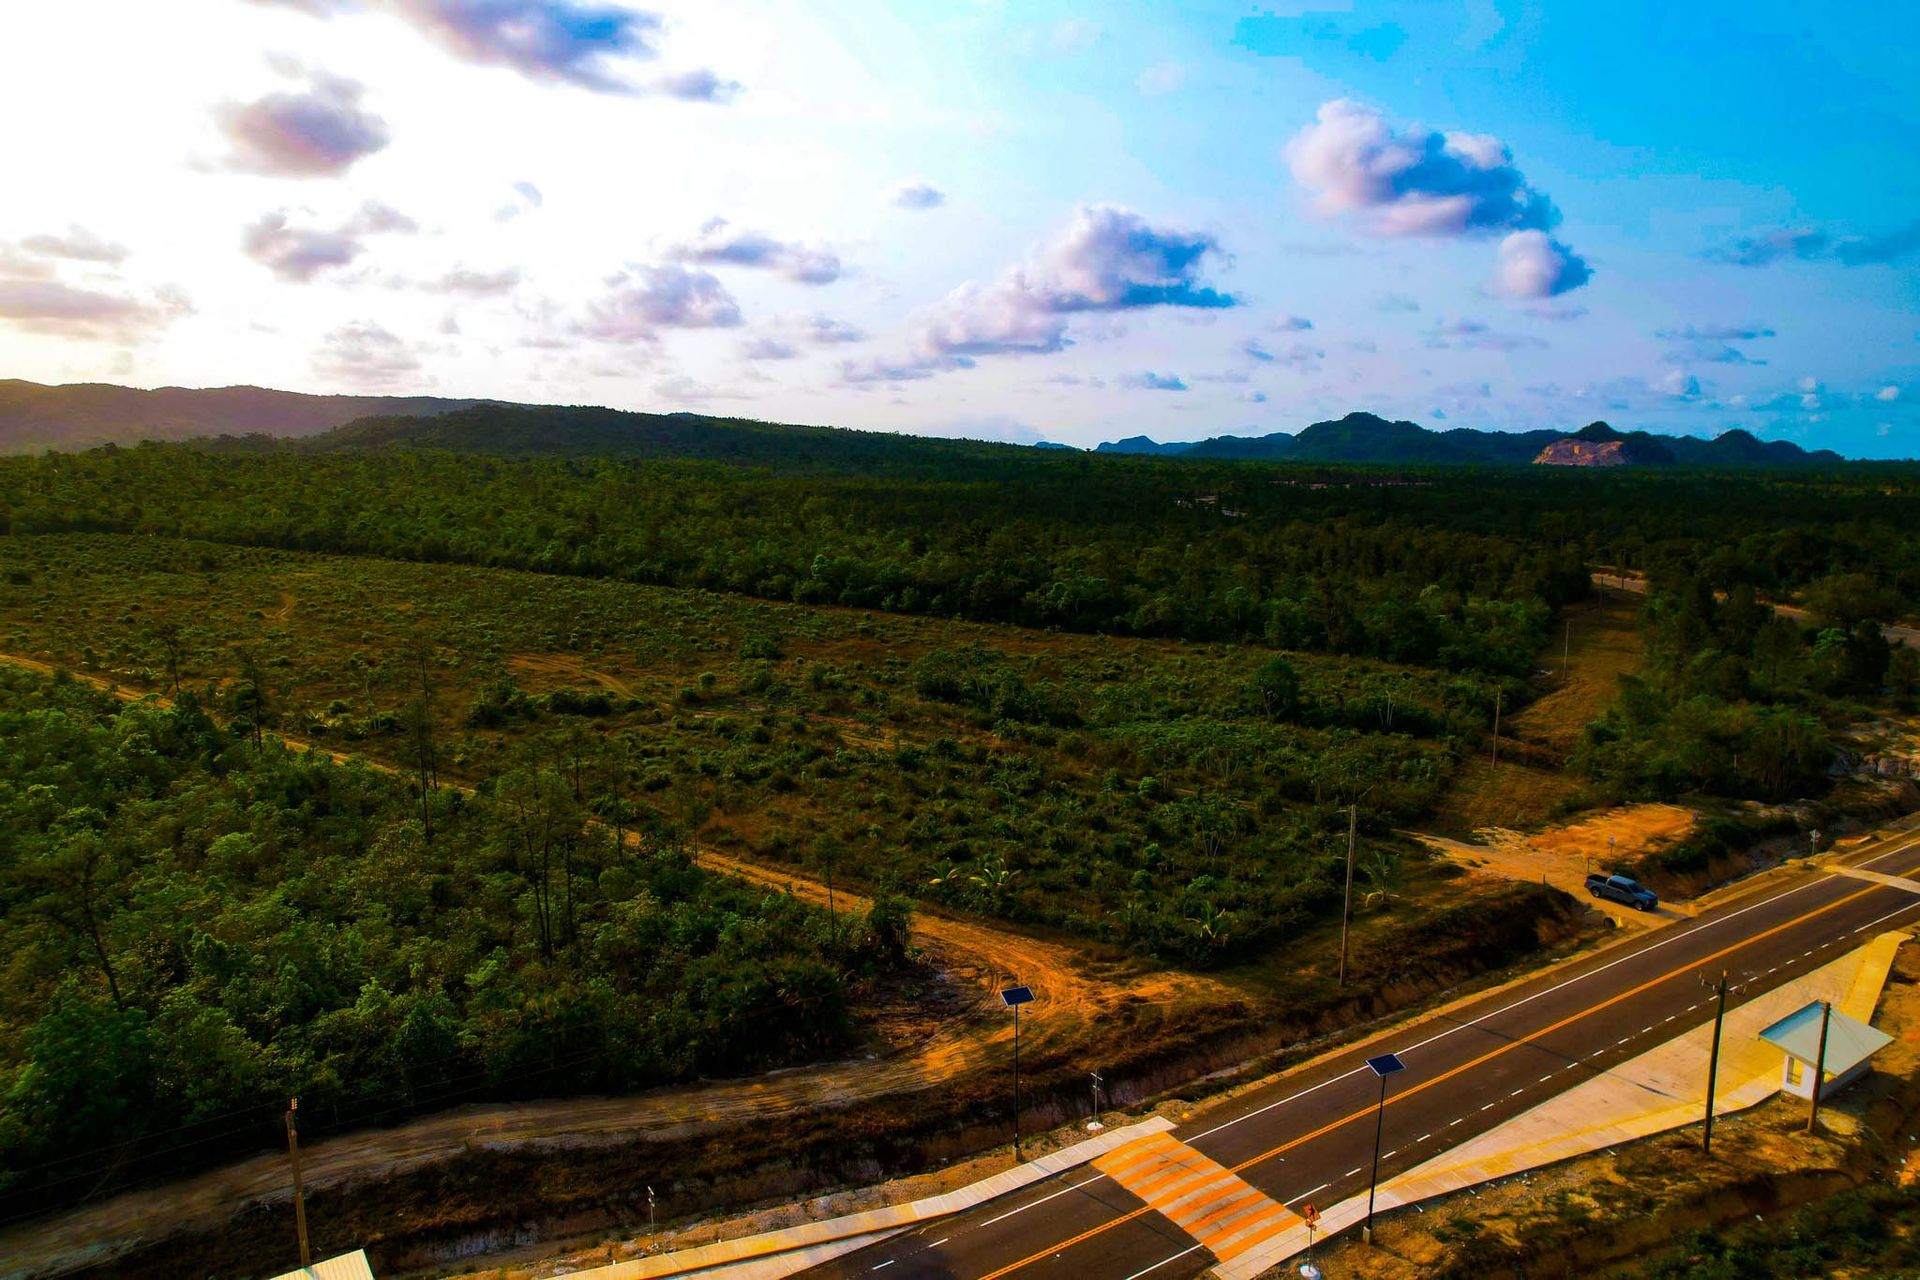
left=1101, top=412, right=1850, bottom=467
left=0, top=379, right=500, bottom=453
left=303, top=403, right=1039, bottom=474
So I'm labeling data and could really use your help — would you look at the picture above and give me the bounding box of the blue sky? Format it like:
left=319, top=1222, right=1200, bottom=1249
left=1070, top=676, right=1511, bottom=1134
left=0, top=1, right=1914, bottom=454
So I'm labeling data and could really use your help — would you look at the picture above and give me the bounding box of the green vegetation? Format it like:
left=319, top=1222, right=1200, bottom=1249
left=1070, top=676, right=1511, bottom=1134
left=0, top=534, right=1491, bottom=966
left=0, top=667, right=886, bottom=1213
left=1578, top=574, right=1920, bottom=801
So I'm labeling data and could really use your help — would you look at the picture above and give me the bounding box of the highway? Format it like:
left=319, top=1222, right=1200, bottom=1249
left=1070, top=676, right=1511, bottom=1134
left=805, top=823, right=1920, bottom=1280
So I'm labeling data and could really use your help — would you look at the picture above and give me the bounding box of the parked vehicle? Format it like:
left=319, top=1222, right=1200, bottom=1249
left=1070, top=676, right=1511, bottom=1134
left=1585, top=872, right=1658, bottom=911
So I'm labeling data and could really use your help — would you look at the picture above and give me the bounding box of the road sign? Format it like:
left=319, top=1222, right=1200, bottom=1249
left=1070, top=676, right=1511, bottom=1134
left=1302, top=1202, right=1319, bottom=1226
left=1365, top=1052, right=1406, bottom=1077
left=1001, top=985, right=1035, bottom=1007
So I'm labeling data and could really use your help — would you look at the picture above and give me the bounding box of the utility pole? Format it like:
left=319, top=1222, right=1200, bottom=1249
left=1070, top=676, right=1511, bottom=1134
left=1490, top=689, right=1501, bottom=766
left=286, top=1098, right=311, bottom=1270
left=1701, top=971, right=1728, bottom=1155
left=1090, top=1071, right=1104, bottom=1127
left=1012, top=1000, right=1022, bottom=1158
left=1806, top=1000, right=1833, bottom=1133
left=1339, top=802, right=1358, bottom=987
left=647, top=1185, right=656, bottom=1232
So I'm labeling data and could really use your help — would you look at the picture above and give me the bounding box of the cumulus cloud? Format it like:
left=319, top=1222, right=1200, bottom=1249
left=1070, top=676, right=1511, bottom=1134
left=1490, top=229, right=1591, bottom=299
left=1707, top=220, right=1920, bottom=268
left=20, top=226, right=129, bottom=264
left=1657, top=368, right=1703, bottom=400
left=241, top=203, right=414, bottom=282
left=217, top=68, right=390, bottom=176
left=893, top=181, right=947, bottom=210
left=390, top=0, right=737, bottom=98
left=0, top=278, right=190, bottom=342
left=666, top=218, right=841, bottom=285
left=1273, top=314, right=1313, bottom=331
left=242, top=212, right=362, bottom=281
left=1878, top=384, right=1901, bottom=402
left=909, top=203, right=1235, bottom=363
left=1287, top=99, right=1558, bottom=237
left=580, top=264, right=742, bottom=341
left=312, top=320, right=422, bottom=389
left=1123, top=371, right=1188, bottom=391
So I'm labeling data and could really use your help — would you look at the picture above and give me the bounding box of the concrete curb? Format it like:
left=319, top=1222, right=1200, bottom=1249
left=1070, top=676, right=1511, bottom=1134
left=569, top=1117, right=1177, bottom=1280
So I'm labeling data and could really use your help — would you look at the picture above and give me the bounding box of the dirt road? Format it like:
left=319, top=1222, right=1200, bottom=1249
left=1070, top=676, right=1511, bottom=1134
left=0, top=652, right=1245, bottom=1280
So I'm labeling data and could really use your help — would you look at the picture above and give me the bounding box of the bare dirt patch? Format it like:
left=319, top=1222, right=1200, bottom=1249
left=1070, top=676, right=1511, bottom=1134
left=1416, top=802, right=1700, bottom=928
left=507, top=653, right=641, bottom=701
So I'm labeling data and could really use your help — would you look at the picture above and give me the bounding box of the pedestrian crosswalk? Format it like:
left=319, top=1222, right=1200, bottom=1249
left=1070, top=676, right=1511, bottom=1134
left=1091, top=1130, right=1298, bottom=1264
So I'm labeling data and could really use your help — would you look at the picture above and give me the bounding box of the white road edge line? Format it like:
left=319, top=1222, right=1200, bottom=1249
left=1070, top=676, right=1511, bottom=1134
left=1121, top=1244, right=1203, bottom=1280
left=976, top=1173, right=1107, bottom=1229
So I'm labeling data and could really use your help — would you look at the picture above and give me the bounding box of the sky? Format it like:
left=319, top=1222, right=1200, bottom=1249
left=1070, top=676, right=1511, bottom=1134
left=1, top=1, right=1916, bottom=456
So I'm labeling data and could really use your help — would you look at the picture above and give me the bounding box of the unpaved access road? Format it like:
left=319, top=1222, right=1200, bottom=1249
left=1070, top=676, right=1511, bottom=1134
left=0, top=652, right=1247, bottom=1280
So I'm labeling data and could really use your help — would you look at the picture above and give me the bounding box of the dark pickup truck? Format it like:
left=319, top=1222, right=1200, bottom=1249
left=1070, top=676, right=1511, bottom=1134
left=1585, top=872, right=1658, bottom=911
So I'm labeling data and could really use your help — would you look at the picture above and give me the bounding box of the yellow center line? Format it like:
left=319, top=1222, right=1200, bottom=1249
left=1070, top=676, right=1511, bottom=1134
left=978, top=872, right=1903, bottom=1280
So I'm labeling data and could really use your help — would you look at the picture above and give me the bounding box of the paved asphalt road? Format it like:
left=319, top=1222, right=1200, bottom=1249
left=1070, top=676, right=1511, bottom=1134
left=805, top=824, right=1920, bottom=1280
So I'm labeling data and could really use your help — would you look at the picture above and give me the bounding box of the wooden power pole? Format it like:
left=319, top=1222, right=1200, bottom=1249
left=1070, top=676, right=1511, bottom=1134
left=286, top=1098, right=311, bottom=1269
left=1702, top=971, right=1728, bottom=1154
left=1339, top=803, right=1358, bottom=987
left=1806, top=1001, right=1833, bottom=1133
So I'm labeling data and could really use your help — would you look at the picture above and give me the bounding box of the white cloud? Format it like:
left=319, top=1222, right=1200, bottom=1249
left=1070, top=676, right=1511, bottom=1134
left=580, top=264, right=743, bottom=342
left=217, top=65, right=390, bottom=176
left=892, top=181, right=946, bottom=210
left=1286, top=99, right=1558, bottom=237
left=1876, top=384, right=1900, bottom=402
left=1490, top=230, right=1592, bottom=299
left=665, top=218, right=841, bottom=284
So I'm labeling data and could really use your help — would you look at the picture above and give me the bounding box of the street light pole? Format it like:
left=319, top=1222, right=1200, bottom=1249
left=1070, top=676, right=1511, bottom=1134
left=1361, top=1053, right=1406, bottom=1245
left=1000, top=985, right=1035, bottom=1160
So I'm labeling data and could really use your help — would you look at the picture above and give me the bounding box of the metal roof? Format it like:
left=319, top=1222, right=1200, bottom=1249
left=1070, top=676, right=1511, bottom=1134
left=264, top=1249, right=375, bottom=1280
left=1758, top=1002, right=1892, bottom=1078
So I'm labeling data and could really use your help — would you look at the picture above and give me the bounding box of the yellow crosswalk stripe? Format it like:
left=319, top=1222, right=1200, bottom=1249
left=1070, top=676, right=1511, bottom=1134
left=1092, top=1133, right=1297, bottom=1262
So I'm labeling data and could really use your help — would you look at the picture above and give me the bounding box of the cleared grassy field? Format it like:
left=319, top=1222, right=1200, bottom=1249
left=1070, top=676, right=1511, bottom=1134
left=0, top=533, right=1503, bottom=965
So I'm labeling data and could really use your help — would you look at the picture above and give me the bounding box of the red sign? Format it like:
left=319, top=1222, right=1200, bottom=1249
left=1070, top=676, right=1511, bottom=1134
left=1303, top=1203, right=1320, bottom=1226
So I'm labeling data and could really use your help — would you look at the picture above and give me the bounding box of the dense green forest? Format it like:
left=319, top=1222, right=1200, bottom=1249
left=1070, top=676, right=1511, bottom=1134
left=0, top=667, right=892, bottom=1213
left=3, top=417, right=1916, bottom=675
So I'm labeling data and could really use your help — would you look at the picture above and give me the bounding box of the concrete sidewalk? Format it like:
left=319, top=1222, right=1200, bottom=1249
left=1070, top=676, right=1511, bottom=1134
left=565, top=1117, right=1176, bottom=1280
left=1217, top=930, right=1909, bottom=1280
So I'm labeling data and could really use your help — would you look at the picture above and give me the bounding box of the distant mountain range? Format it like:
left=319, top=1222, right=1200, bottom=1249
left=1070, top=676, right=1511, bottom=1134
left=1095, top=412, right=1847, bottom=467
left=0, top=379, right=1855, bottom=468
left=0, top=379, right=494, bottom=452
